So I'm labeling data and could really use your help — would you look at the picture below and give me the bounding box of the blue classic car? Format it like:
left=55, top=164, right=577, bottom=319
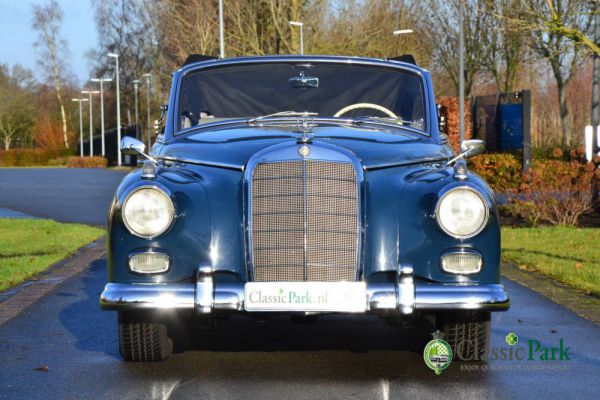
left=100, top=55, right=509, bottom=362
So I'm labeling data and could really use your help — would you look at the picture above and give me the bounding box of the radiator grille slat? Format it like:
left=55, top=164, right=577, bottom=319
left=251, top=160, right=358, bottom=282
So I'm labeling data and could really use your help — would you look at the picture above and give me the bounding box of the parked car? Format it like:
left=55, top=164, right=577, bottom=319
left=100, top=55, right=509, bottom=362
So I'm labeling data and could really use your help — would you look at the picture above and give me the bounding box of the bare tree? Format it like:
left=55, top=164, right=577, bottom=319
left=32, top=0, right=70, bottom=149
left=420, top=0, right=490, bottom=96
left=0, top=65, right=36, bottom=150
left=90, top=0, right=159, bottom=124
left=514, top=0, right=593, bottom=145
left=480, top=0, right=526, bottom=93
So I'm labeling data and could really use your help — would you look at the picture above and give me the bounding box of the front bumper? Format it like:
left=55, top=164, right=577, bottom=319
left=99, top=266, right=509, bottom=314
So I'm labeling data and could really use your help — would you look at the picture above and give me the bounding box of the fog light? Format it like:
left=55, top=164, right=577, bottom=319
left=128, top=252, right=170, bottom=274
left=441, top=252, right=482, bottom=274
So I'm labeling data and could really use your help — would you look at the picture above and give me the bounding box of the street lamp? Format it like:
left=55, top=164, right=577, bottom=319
left=392, top=29, right=414, bottom=57
left=219, top=0, right=225, bottom=58
left=132, top=79, right=141, bottom=140
left=141, top=73, right=152, bottom=149
left=91, top=77, right=112, bottom=157
left=458, top=1, right=465, bottom=144
left=71, top=98, right=88, bottom=157
left=108, top=52, right=121, bottom=166
left=288, top=21, right=304, bottom=55
left=81, top=90, right=99, bottom=156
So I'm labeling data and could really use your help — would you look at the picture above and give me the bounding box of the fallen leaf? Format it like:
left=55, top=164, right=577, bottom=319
left=34, top=365, right=49, bottom=372
left=575, top=263, right=582, bottom=270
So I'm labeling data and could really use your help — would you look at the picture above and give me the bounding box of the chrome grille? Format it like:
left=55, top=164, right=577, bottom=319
left=251, top=160, right=358, bottom=282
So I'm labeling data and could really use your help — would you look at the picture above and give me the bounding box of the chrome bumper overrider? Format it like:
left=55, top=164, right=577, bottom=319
left=99, top=266, right=509, bottom=313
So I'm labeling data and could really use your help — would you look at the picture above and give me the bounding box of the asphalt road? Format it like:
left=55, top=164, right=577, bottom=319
left=1, top=260, right=599, bottom=399
left=0, top=168, right=128, bottom=225
left=1, top=168, right=599, bottom=399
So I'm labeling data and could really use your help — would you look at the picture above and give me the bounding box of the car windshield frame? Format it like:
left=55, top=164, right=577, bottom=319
left=173, top=57, right=431, bottom=138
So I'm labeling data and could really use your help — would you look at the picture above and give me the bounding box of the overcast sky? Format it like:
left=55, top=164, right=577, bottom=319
left=0, top=0, right=97, bottom=85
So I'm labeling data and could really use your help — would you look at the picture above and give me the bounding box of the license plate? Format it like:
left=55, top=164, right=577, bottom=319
left=244, top=282, right=367, bottom=312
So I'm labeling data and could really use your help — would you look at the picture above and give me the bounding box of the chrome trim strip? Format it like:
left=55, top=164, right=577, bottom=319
left=413, top=283, right=509, bottom=310
left=100, top=283, right=195, bottom=310
left=302, top=160, right=308, bottom=280
left=397, top=265, right=415, bottom=314
left=100, top=279, right=509, bottom=312
left=157, top=155, right=244, bottom=171
left=195, top=265, right=213, bottom=314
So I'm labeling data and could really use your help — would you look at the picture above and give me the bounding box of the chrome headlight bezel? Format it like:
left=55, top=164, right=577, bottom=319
left=121, top=186, right=175, bottom=239
left=435, top=186, right=490, bottom=239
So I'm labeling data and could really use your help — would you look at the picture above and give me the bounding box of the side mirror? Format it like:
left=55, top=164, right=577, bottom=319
left=460, top=139, right=485, bottom=158
left=120, top=136, right=145, bottom=155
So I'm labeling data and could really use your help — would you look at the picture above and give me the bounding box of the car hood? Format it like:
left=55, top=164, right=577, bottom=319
left=156, top=124, right=453, bottom=170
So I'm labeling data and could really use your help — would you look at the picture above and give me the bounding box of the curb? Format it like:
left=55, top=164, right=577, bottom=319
left=502, top=262, right=600, bottom=326
left=0, top=237, right=106, bottom=326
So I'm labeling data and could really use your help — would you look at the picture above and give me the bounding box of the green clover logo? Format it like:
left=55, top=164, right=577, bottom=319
left=506, top=332, right=519, bottom=346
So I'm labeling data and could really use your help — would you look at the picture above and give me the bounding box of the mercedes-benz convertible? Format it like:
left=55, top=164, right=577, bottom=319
left=100, top=55, right=509, bottom=362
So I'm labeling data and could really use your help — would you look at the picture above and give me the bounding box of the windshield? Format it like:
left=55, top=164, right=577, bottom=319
left=178, top=62, right=426, bottom=133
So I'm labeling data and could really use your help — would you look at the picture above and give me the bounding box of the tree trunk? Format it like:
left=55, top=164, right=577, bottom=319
left=49, top=40, right=69, bottom=149
left=56, top=89, right=68, bottom=148
left=557, top=81, right=571, bottom=146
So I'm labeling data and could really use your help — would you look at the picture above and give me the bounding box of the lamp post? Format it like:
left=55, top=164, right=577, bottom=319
left=392, top=29, right=414, bottom=57
left=91, top=77, right=112, bottom=157
left=81, top=90, right=99, bottom=156
left=288, top=21, right=304, bottom=55
left=219, top=0, right=225, bottom=58
left=458, top=0, right=465, bottom=145
left=142, top=73, right=152, bottom=149
left=132, top=79, right=141, bottom=140
left=108, top=52, right=121, bottom=166
left=71, top=98, right=88, bottom=157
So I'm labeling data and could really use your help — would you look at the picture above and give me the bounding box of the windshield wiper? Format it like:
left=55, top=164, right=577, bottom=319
left=248, top=111, right=318, bottom=124
left=351, top=116, right=424, bottom=130
left=351, top=115, right=408, bottom=126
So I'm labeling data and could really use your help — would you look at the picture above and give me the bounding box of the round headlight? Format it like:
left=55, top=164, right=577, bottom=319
left=435, top=187, right=489, bottom=238
left=122, top=187, right=174, bottom=238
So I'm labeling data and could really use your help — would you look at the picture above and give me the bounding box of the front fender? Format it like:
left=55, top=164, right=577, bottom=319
left=363, top=164, right=500, bottom=285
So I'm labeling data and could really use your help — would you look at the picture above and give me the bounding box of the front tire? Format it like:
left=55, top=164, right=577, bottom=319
left=439, top=311, right=490, bottom=362
left=118, top=312, right=173, bottom=362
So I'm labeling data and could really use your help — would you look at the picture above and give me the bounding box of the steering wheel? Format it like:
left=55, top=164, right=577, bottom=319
left=333, top=103, right=398, bottom=119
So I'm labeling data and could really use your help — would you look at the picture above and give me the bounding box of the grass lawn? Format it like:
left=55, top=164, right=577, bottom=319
left=0, top=219, right=104, bottom=292
left=502, top=226, right=600, bottom=297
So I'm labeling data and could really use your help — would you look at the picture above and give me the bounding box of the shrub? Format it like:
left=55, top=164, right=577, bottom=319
left=66, top=156, right=107, bottom=168
left=34, top=115, right=68, bottom=151
left=47, top=157, right=69, bottom=166
left=510, top=160, right=595, bottom=226
left=437, top=97, right=472, bottom=153
left=0, top=148, right=72, bottom=167
left=469, top=153, right=522, bottom=193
